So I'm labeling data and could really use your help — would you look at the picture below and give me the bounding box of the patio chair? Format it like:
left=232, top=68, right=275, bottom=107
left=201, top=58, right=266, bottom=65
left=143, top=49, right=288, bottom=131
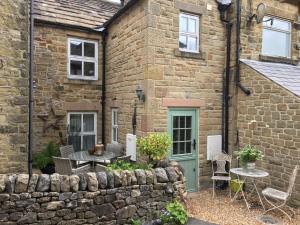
left=95, top=164, right=107, bottom=172
left=53, top=156, right=91, bottom=175
left=59, top=145, right=74, bottom=158
left=211, top=153, right=232, bottom=198
left=116, top=155, right=131, bottom=162
left=262, top=165, right=299, bottom=221
left=106, top=143, right=123, bottom=157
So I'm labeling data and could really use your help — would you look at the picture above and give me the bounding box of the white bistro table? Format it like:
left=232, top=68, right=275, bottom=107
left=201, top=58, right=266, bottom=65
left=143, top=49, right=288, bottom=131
left=69, top=151, right=115, bottom=167
left=230, top=167, right=269, bottom=211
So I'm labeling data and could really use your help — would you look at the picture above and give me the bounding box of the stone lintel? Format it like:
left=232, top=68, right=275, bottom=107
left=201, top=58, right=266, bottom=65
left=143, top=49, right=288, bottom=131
left=174, top=0, right=207, bottom=15
left=65, top=102, right=100, bottom=111
left=162, top=98, right=205, bottom=108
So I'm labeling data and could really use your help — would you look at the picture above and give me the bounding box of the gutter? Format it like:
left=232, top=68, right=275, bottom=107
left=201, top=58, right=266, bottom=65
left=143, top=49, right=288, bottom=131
left=28, top=0, right=34, bottom=177
left=101, top=30, right=108, bottom=146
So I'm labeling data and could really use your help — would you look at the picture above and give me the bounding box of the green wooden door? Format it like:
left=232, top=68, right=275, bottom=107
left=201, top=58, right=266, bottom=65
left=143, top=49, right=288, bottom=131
left=168, top=109, right=198, bottom=192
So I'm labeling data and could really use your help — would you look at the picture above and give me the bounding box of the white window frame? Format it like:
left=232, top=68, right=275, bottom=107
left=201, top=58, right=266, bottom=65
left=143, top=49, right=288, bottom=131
left=67, top=38, right=98, bottom=80
left=67, top=112, right=97, bottom=151
left=262, top=16, right=292, bottom=58
left=179, top=13, right=200, bottom=53
left=111, top=109, right=118, bottom=144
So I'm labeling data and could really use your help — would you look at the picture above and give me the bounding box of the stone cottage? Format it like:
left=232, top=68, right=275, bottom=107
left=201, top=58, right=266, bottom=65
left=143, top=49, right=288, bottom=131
left=0, top=0, right=299, bottom=204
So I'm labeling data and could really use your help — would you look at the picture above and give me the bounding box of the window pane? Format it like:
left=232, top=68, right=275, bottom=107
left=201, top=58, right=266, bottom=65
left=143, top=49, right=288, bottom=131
left=179, top=35, right=187, bottom=49
left=264, top=17, right=291, bottom=31
left=83, top=135, right=95, bottom=151
left=180, top=16, right=187, bottom=32
left=70, top=40, right=82, bottom=56
left=188, top=18, right=196, bottom=33
left=188, top=36, right=197, bottom=51
left=84, top=42, right=95, bottom=57
left=262, top=29, right=290, bottom=57
left=70, top=60, right=82, bottom=76
left=113, top=111, right=118, bottom=126
left=69, top=114, right=81, bottom=132
left=83, top=114, right=94, bottom=132
left=113, top=128, right=117, bottom=142
left=84, top=62, right=95, bottom=76
left=68, top=135, right=81, bottom=152
left=173, top=142, right=178, bottom=155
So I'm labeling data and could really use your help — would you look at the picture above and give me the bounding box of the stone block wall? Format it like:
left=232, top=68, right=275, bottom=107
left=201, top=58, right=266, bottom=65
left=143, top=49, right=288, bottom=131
left=33, top=24, right=103, bottom=153
left=0, top=167, right=185, bottom=224
left=237, top=64, right=300, bottom=206
left=0, top=0, right=29, bottom=173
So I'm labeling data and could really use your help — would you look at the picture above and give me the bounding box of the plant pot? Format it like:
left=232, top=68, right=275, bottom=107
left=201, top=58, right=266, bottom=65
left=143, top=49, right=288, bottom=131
left=245, top=162, right=256, bottom=170
left=41, top=164, right=55, bottom=174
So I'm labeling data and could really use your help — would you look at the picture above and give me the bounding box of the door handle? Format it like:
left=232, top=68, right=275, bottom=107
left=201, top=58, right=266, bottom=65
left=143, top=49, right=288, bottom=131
left=193, top=139, right=196, bottom=150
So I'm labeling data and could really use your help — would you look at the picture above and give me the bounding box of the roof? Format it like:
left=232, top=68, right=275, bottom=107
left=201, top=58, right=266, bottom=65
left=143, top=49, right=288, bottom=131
left=34, top=0, right=121, bottom=29
left=241, top=59, right=300, bottom=97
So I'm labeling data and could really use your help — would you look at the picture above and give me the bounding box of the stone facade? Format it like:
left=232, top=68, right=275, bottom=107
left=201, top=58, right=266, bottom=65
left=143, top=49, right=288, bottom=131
left=0, top=0, right=29, bottom=173
left=33, top=23, right=103, bottom=152
left=0, top=167, right=185, bottom=224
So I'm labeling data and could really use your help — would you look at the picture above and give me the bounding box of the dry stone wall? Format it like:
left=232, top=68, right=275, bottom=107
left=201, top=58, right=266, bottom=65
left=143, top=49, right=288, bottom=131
left=0, top=167, right=185, bottom=225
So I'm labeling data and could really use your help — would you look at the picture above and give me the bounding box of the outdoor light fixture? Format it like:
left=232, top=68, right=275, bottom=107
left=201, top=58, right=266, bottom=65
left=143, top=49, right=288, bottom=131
left=135, top=83, right=145, bottom=102
left=216, top=0, right=232, bottom=21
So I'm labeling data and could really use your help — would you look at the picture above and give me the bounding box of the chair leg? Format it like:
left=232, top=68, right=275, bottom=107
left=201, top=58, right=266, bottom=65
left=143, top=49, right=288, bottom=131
left=229, top=182, right=232, bottom=199
left=263, top=195, right=292, bottom=221
left=213, top=180, right=215, bottom=198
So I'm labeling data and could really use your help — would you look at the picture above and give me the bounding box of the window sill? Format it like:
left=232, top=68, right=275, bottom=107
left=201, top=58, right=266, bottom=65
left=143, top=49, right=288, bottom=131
left=259, top=55, right=298, bottom=65
left=64, top=78, right=101, bottom=86
left=174, top=49, right=205, bottom=60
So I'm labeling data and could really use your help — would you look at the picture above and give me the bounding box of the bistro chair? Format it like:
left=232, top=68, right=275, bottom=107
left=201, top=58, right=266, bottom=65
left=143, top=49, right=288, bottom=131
left=59, top=145, right=74, bottom=158
left=95, top=164, right=107, bottom=172
left=116, top=155, right=131, bottom=162
left=211, top=153, right=232, bottom=198
left=262, top=165, right=299, bottom=221
left=53, top=156, right=91, bottom=175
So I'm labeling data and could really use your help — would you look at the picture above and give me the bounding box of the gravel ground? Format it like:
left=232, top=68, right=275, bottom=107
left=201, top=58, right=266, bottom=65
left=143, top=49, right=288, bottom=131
left=187, top=189, right=300, bottom=225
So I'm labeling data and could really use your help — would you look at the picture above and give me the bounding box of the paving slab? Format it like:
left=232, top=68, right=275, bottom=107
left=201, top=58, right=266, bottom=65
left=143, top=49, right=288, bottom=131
left=188, top=217, right=219, bottom=225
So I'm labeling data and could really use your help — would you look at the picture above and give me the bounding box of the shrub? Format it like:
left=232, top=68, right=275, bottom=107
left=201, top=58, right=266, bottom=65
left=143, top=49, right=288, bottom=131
left=32, top=141, right=60, bottom=169
left=160, top=200, right=188, bottom=225
left=137, top=133, right=171, bottom=163
left=235, top=144, right=263, bottom=165
left=107, top=160, right=153, bottom=171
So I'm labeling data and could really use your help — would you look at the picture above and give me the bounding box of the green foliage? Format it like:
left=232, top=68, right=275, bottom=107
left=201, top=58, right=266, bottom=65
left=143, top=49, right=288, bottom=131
left=137, top=133, right=171, bottom=162
left=160, top=200, right=188, bottom=225
left=131, top=219, right=142, bottom=225
left=235, top=144, right=263, bottom=165
left=107, top=160, right=153, bottom=172
left=32, top=141, right=60, bottom=169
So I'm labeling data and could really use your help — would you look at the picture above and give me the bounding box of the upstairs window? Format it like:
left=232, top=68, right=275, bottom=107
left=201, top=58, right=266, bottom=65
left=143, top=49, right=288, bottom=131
left=262, top=17, right=291, bottom=58
left=68, top=38, right=98, bottom=80
left=179, top=13, right=199, bottom=53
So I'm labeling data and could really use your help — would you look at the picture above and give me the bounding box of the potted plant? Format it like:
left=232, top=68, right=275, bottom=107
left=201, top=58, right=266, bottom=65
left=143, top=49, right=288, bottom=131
left=137, top=133, right=171, bottom=165
left=235, top=144, right=263, bottom=170
left=32, top=141, right=60, bottom=174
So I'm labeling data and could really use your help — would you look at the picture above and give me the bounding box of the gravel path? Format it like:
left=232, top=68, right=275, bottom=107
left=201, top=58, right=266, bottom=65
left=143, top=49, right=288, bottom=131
left=187, top=189, right=300, bottom=225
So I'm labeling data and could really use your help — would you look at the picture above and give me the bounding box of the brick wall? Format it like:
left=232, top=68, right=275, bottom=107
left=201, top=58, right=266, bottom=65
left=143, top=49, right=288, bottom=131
left=0, top=0, right=29, bottom=173
left=237, top=64, right=300, bottom=206
left=33, top=24, right=103, bottom=153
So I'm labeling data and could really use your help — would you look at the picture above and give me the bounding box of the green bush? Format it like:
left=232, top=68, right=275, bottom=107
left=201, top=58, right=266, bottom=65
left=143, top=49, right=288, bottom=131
left=131, top=219, right=142, bottom=225
left=235, top=144, right=263, bottom=165
left=107, top=160, right=153, bottom=172
left=32, top=141, right=60, bottom=169
left=137, top=133, right=171, bottom=162
left=160, top=200, right=188, bottom=225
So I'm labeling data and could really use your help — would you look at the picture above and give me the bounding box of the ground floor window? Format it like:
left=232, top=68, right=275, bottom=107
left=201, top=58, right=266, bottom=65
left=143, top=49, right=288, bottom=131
left=112, top=109, right=118, bottom=143
left=67, top=112, right=97, bottom=151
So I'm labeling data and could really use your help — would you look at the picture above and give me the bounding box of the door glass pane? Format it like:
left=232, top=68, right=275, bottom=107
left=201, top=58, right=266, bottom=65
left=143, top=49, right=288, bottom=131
left=70, top=60, right=82, bottom=76
left=262, top=29, right=290, bottom=57
left=188, top=36, right=197, bottom=51
left=186, top=116, right=191, bottom=128
left=84, top=42, right=95, bottom=57
left=186, top=129, right=191, bottom=140
left=180, top=16, right=187, bottom=32
left=173, top=116, right=179, bottom=128
left=180, top=130, right=185, bottom=141
left=186, top=141, right=192, bottom=154
left=70, top=40, right=82, bottom=56
left=173, top=142, right=178, bottom=155
left=83, top=114, right=94, bottom=132
left=84, top=62, right=95, bottom=77
left=173, top=129, right=179, bottom=142
left=68, top=135, right=81, bottom=152
left=83, top=135, right=95, bottom=151
left=188, top=19, right=196, bottom=33
left=179, top=35, right=187, bottom=49
left=180, top=117, right=185, bottom=128
left=69, top=114, right=81, bottom=132
left=179, top=142, right=185, bottom=154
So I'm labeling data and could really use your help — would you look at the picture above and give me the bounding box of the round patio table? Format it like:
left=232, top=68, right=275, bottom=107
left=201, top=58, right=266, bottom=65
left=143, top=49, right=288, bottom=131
left=230, top=168, right=269, bottom=211
left=69, top=151, right=115, bottom=166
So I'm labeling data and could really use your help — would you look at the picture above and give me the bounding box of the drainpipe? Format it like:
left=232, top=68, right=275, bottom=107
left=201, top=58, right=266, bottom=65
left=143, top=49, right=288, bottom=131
left=101, top=30, right=108, bottom=146
left=236, top=0, right=251, bottom=95
left=28, top=0, right=34, bottom=177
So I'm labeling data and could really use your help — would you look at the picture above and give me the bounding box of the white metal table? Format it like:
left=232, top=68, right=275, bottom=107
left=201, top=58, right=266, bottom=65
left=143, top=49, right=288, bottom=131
left=69, top=151, right=115, bottom=167
left=230, top=167, right=269, bottom=211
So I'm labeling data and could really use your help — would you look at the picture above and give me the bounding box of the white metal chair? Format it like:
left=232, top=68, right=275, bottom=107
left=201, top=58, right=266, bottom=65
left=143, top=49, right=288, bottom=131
left=53, top=157, right=91, bottom=175
left=211, top=153, right=232, bottom=198
left=262, top=165, right=299, bottom=221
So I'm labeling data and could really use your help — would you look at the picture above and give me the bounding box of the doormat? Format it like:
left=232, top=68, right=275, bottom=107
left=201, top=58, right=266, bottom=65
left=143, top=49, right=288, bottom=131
left=257, top=215, right=282, bottom=225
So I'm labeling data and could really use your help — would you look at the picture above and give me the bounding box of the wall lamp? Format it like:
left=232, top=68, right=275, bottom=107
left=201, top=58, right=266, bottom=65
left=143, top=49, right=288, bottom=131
left=216, top=0, right=232, bottom=21
left=136, top=84, right=145, bottom=102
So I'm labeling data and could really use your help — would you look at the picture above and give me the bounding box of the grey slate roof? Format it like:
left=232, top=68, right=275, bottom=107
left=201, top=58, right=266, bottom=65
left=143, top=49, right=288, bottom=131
left=34, top=0, right=121, bottom=29
left=241, top=59, right=300, bottom=97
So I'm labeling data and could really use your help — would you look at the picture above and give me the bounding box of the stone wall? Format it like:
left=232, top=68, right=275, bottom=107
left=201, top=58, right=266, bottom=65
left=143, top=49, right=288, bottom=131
left=0, top=0, right=29, bottom=173
left=33, top=24, right=103, bottom=152
left=237, top=64, right=300, bottom=206
left=0, top=167, right=185, bottom=224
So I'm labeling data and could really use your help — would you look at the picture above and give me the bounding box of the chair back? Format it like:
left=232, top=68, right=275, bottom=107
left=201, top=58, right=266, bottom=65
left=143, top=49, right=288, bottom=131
left=53, top=157, right=73, bottom=175
left=60, top=145, right=74, bottom=158
left=212, top=153, right=232, bottom=175
left=106, top=143, right=123, bottom=157
left=117, top=155, right=131, bottom=163
left=287, top=165, right=299, bottom=197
